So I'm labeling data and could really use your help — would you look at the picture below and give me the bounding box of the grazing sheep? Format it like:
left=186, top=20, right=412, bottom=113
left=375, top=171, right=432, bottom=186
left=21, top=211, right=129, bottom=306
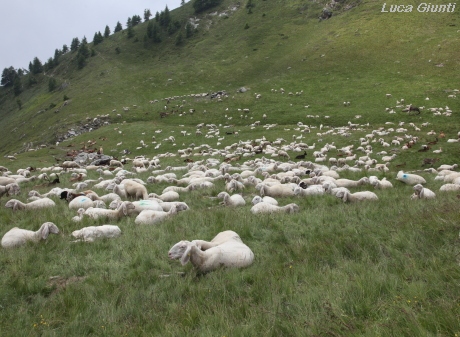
left=134, top=203, right=188, bottom=225
left=335, top=190, right=378, bottom=202
left=250, top=202, right=299, bottom=214
left=117, top=179, right=149, bottom=200
left=0, top=183, right=20, bottom=197
left=1, top=222, right=59, bottom=248
left=396, top=171, right=426, bottom=185
left=411, top=184, right=436, bottom=199
left=217, top=192, right=246, bottom=207
left=168, top=234, right=254, bottom=272
left=83, top=201, right=134, bottom=220
left=5, top=198, right=56, bottom=211
left=251, top=195, right=278, bottom=206
left=71, top=225, right=121, bottom=242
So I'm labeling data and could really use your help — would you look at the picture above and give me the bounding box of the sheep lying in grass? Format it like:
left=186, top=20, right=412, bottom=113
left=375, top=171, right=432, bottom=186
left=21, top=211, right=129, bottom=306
left=148, top=191, right=180, bottom=202
left=217, top=192, right=246, bottom=207
left=293, top=185, right=324, bottom=197
left=1, top=222, right=59, bottom=248
left=83, top=201, right=134, bottom=220
left=334, top=177, right=369, bottom=188
left=250, top=202, right=299, bottom=214
left=258, top=183, right=296, bottom=197
left=5, top=198, right=56, bottom=211
left=71, top=225, right=122, bottom=242
left=251, top=195, right=278, bottom=206
left=335, top=190, right=378, bottom=202
left=369, top=176, right=393, bottom=189
left=134, top=203, right=188, bottom=225
left=109, top=199, right=163, bottom=214
left=411, top=184, right=436, bottom=199
left=439, top=184, right=460, bottom=192
left=168, top=231, right=254, bottom=272
left=69, top=196, right=106, bottom=210
left=396, top=171, right=426, bottom=185
left=191, top=230, right=243, bottom=250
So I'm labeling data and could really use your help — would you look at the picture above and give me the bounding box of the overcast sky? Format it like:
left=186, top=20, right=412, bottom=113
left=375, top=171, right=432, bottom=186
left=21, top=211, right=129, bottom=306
left=0, top=0, right=182, bottom=71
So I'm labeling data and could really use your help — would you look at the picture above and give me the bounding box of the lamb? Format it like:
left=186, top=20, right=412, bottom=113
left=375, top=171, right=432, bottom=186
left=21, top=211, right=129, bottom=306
left=117, top=179, right=149, bottom=200
left=158, top=201, right=190, bottom=212
left=335, top=190, right=378, bottom=202
left=250, top=202, right=299, bottom=214
left=0, top=177, right=16, bottom=186
left=217, top=192, right=246, bottom=207
left=396, top=171, right=426, bottom=185
left=168, top=234, right=254, bottom=272
left=5, top=198, right=56, bottom=211
left=134, top=203, right=188, bottom=225
left=369, top=177, right=393, bottom=189
left=251, top=195, right=279, bottom=206
left=411, top=184, right=436, bottom=199
left=83, top=201, right=135, bottom=220
left=71, top=225, right=122, bottom=242
left=1, top=222, right=59, bottom=248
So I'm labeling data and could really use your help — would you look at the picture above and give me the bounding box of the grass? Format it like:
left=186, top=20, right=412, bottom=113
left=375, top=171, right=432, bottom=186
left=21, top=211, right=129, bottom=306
left=1, top=0, right=460, bottom=335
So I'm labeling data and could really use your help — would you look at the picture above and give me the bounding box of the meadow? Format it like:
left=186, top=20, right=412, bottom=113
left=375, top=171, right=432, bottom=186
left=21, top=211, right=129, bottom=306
left=1, top=0, right=460, bottom=335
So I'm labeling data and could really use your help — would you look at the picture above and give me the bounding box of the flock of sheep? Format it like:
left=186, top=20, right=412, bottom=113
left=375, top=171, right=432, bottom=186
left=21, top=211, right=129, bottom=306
left=1, top=89, right=460, bottom=272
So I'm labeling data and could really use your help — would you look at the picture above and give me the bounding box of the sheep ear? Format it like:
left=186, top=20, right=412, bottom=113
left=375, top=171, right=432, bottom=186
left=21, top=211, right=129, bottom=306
left=180, top=243, right=193, bottom=265
left=343, top=192, right=348, bottom=202
left=41, top=224, right=50, bottom=240
left=122, top=203, right=128, bottom=215
left=13, top=201, right=19, bottom=211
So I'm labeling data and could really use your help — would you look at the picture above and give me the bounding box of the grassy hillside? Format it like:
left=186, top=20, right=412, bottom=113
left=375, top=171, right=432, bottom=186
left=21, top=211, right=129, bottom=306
left=1, top=0, right=459, bottom=157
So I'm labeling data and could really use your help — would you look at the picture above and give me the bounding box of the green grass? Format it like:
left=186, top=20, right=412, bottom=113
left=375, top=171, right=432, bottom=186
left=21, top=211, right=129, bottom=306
left=1, top=0, right=460, bottom=335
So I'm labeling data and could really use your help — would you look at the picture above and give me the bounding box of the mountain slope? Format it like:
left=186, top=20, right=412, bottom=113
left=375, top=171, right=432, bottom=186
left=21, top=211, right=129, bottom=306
left=0, top=0, right=459, bottom=156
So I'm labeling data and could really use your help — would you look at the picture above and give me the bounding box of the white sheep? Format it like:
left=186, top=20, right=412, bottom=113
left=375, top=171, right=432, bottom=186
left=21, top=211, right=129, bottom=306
left=168, top=234, right=254, bottom=272
left=437, top=164, right=458, bottom=171
left=1, top=222, right=59, bottom=248
left=396, top=171, right=426, bottom=185
left=0, top=183, right=20, bottom=197
left=335, top=190, right=378, bottom=202
left=293, top=185, right=324, bottom=197
left=439, top=184, right=460, bottom=192
left=148, top=191, right=180, bottom=202
left=217, top=192, right=246, bottom=207
left=369, top=177, right=393, bottom=189
left=191, top=230, right=243, bottom=250
left=158, top=201, right=190, bottom=212
left=334, top=177, right=369, bottom=188
left=411, top=184, right=436, bottom=199
left=110, top=199, right=163, bottom=214
left=69, top=196, right=105, bottom=210
left=83, top=201, right=135, bottom=220
left=116, top=179, right=149, bottom=200
left=251, top=195, right=278, bottom=206
left=134, top=203, right=188, bottom=225
left=250, top=202, right=299, bottom=214
left=5, top=198, right=56, bottom=211
left=71, top=225, right=122, bottom=242
left=258, top=184, right=296, bottom=197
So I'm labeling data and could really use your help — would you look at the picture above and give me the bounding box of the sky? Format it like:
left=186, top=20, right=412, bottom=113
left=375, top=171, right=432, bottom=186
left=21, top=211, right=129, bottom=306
left=0, top=0, right=182, bottom=71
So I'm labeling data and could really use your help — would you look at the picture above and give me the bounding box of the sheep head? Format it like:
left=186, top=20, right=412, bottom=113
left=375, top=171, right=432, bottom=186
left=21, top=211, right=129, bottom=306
left=168, top=240, right=194, bottom=265
left=5, top=199, right=21, bottom=211
left=40, top=222, right=60, bottom=240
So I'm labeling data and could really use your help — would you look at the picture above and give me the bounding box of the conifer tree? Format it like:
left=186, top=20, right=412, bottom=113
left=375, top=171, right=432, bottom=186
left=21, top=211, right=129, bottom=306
left=13, top=77, right=22, bottom=96
left=144, top=9, right=152, bottom=21
left=31, top=57, right=43, bottom=74
left=104, top=25, right=111, bottom=38
left=70, top=37, right=80, bottom=52
left=114, top=21, right=123, bottom=33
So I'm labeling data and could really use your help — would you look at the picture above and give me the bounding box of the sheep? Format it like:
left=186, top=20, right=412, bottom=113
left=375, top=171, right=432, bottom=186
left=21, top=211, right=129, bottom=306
left=396, top=171, right=426, bottom=185
left=250, top=202, right=299, bottom=214
left=0, top=177, right=16, bottom=186
left=5, top=198, right=56, bottom=211
left=411, top=184, right=436, bottom=199
left=120, top=179, right=149, bottom=200
left=69, top=196, right=106, bottom=210
left=258, top=184, right=295, bottom=197
left=439, top=184, right=460, bottom=192
left=71, top=225, right=122, bottom=242
left=293, top=185, right=325, bottom=197
left=216, top=192, right=246, bottom=207
left=369, top=177, right=393, bottom=189
left=168, top=235, right=254, bottom=272
left=334, top=177, right=369, bottom=188
left=83, top=201, right=135, bottom=220
left=158, top=201, right=190, bottom=212
left=437, top=164, right=458, bottom=171
left=0, top=183, right=20, bottom=197
left=1, top=222, right=59, bottom=248
left=148, top=191, right=180, bottom=202
left=134, top=203, right=188, bottom=225
left=191, top=230, right=243, bottom=250
left=251, top=195, right=278, bottom=206
left=335, top=190, right=378, bottom=202
left=109, top=199, right=163, bottom=214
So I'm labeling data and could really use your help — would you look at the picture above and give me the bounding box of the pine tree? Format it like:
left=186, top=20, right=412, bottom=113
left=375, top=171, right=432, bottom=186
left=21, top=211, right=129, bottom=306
left=175, top=32, right=184, bottom=46
left=185, top=23, right=194, bottom=38
left=53, top=49, right=60, bottom=66
left=181, top=0, right=185, bottom=5
left=144, top=9, right=152, bottom=21
left=152, top=23, right=161, bottom=43
left=104, top=25, right=111, bottom=38
left=1, top=66, right=18, bottom=87
left=127, top=25, right=135, bottom=38
left=126, top=17, right=132, bottom=29
left=70, top=37, right=80, bottom=52
left=48, top=77, right=57, bottom=92
left=31, top=57, right=43, bottom=74
left=13, top=77, right=22, bottom=96
left=147, top=21, right=154, bottom=38
left=132, top=15, right=142, bottom=26
left=114, top=21, right=123, bottom=33
left=62, top=44, right=69, bottom=53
